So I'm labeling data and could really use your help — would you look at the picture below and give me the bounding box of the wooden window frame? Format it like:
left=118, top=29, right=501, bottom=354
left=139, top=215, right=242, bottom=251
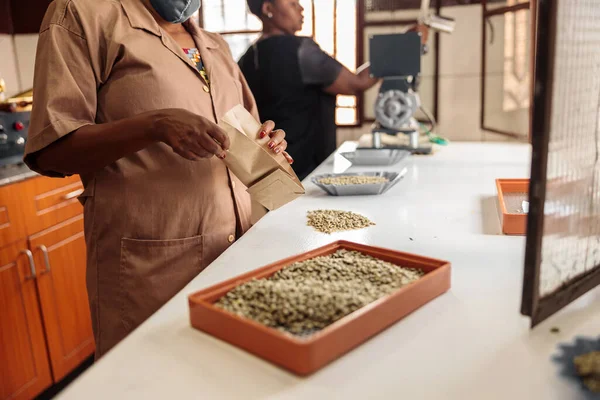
left=480, top=0, right=531, bottom=138
left=198, top=0, right=363, bottom=128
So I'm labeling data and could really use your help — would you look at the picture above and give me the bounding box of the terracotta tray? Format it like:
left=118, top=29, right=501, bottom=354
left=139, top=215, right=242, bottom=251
left=495, top=179, right=529, bottom=235
left=188, top=240, right=451, bottom=376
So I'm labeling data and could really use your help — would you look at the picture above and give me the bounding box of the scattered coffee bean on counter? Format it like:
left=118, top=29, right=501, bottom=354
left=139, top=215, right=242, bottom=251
left=307, top=209, right=375, bottom=234
left=214, top=249, right=424, bottom=336
left=574, top=351, right=600, bottom=393
left=317, top=175, right=389, bottom=186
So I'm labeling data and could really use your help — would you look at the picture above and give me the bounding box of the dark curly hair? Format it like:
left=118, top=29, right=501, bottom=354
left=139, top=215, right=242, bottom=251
left=247, top=0, right=273, bottom=17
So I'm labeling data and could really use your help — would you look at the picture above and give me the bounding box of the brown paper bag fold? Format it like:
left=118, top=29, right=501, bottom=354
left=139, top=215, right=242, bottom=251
left=219, top=105, right=305, bottom=215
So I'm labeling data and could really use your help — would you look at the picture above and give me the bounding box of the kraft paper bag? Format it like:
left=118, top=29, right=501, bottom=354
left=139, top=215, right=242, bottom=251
left=219, top=105, right=305, bottom=216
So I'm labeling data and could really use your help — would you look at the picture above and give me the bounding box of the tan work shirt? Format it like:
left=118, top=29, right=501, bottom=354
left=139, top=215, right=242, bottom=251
left=24, top=0, right=258, bottom=358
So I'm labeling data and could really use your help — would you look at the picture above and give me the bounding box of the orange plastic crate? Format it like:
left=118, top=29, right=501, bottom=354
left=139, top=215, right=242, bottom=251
left=495, top=179, right=529, bottom=235
left=188, top=240, right=451, bottom=376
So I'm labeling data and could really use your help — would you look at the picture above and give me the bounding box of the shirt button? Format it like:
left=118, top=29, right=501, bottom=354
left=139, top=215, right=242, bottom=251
left=228, top=234, right=235, bottom=243
left=231, top=180, right=236, bottom=189
left=203, top=85, right=210, bottom=93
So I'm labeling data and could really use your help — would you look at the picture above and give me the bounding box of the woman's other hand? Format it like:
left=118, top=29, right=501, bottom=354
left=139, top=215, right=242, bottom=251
left=257, top=120, right=294, bottom=164
left=154, top=108, right=230, bottom=161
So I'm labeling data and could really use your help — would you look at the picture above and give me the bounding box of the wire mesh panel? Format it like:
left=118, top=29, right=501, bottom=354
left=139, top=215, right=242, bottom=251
left=365, top=0, right=421, bottom=11
left=364, top=0, right=508, bottom=13
left=523, top=0, right=600, bottom=325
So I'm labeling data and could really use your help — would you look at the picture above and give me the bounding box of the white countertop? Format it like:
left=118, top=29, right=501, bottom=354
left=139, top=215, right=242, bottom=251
left=57, top=142, right=600, bottom=400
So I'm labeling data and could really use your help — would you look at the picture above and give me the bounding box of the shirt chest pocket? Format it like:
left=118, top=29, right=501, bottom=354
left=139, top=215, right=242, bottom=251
left=208, top=59, right=246, bottom=111
left=210, top=77, right=244, bottom=112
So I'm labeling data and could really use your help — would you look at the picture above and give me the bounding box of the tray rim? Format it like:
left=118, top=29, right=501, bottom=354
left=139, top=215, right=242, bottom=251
left=495, top=178, right=529, bottom=235
left=312, top=170, right=398, bottom=183
left=310, top=170, right=405, bottom=196
left=338, top=148, right=410, bottom=165
left=188, top=240, right=451, bottom=347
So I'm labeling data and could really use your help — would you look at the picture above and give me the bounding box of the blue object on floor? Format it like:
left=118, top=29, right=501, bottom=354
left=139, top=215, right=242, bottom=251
left=552, top=336, right=600, bottom=399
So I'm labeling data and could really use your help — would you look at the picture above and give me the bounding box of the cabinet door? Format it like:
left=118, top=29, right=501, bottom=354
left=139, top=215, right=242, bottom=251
left=0, top=180, right=28, bottom=247
left=29, top=215, right=94, bottom=382
left=0, top=240, right=52, bottom=400
left=20, top=175, right=84, bottom=237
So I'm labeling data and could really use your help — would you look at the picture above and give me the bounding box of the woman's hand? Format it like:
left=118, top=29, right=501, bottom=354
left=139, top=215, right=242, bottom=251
left=154, top=108, right=230, bottom=161
left=407, top=24, right=429, bottom=45
left=257, top=120, right=294, bottom=164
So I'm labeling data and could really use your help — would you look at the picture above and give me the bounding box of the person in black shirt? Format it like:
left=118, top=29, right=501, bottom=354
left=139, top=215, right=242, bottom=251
left=239, top=0, right=381, bottom=181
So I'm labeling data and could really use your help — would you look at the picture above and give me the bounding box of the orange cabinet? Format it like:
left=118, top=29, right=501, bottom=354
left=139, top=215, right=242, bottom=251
left=0, top=175, right=93, bottom=400
left=20, top=175, right=84, bottom=236
left=0, top=180, right=28, bottom=247
left=0, top=240, right=53, bottom=400
left=30, top=216, right=94, bottom=382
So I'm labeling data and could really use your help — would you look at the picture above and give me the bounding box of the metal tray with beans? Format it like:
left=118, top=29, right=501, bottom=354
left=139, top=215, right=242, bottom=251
left=311, top=169, right=407, bottom=196
left=339, top=148, right=410, bottom=166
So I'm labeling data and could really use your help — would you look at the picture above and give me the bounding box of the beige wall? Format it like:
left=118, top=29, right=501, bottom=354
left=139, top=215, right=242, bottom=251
left=0, top=34, right=38, bottom=97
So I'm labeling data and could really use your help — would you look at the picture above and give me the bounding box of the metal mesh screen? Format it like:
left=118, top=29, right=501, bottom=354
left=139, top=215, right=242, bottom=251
left=364, top=0, right=507, bottom=13
left=365, top=0, right=420, bottom=11
left=538, top=0, right=600, bottom=298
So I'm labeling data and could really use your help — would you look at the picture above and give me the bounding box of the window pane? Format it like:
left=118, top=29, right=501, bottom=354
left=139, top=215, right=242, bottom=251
left=483, top=10, right=531, bottom=136
left=313, top=0, right=335, bottom=56
left=336, top=107, right=358, bottom=125
left=200, top=1, right=360, bottom=126
left=336, top=0, right=357, bottom=70
left=202, top=0, right=262, bottom=32
left=337, top=95, right=357, bottom=107
left=221, top=33, right=261, bottom=62
left=298, top=0, right=314, bottom=37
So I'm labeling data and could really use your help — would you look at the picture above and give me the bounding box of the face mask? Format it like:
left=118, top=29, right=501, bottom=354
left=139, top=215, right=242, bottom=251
left=149, top=0, right=200, bottom=24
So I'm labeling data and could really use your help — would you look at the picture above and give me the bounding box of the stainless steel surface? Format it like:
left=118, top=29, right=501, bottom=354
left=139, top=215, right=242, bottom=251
left=372, top=132, right=383, bottom=148
left=311, top=169, right=407, bottom=196
left=339, top=149, right=410, bottom=166
left=36, top=245, right=51, bottom=274
left=374, top=89, right=419, bottom=130
left=409, top=131, right=419, bottom=149
left=0, top=163, right=37, bottom=186
left=19, top=249, right=37, bottom=279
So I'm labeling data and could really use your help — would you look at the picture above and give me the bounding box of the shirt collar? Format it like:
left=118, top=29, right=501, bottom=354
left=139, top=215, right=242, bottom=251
left=120, top=0, right=220, bottom=50
left=120, top=0, right=161, bottom=36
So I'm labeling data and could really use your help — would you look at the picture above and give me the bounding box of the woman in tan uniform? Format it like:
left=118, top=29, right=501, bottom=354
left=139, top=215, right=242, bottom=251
left=23, top=0, right=292, bottom=358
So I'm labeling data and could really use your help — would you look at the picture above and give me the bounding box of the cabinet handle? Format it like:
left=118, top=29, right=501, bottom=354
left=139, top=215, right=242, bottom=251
left=36, top=245, right=51, bottom=274
left=62, top=188, right=84, bottom=201
left=19, top=249, right=37, bottom=279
